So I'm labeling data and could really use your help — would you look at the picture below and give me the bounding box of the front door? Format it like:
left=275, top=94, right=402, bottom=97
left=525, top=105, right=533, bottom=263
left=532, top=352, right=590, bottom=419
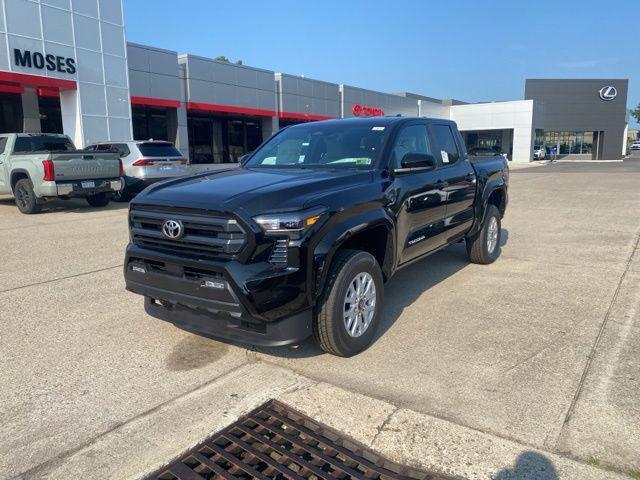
left=391, top=123, right=449, bottom=265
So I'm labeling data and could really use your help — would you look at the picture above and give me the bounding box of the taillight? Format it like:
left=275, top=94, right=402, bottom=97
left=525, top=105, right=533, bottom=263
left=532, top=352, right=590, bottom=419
left=179, top=158, right=187, bottom=165
left=132, top=158, right=154, bottom=166
left=42, top=159, right=55, bottom=181
left=119, top=158, right=124, bottom=177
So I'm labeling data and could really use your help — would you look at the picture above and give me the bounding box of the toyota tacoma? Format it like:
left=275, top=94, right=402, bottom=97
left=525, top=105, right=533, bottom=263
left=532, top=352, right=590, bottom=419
left=124, top=117, right=508, bottom=356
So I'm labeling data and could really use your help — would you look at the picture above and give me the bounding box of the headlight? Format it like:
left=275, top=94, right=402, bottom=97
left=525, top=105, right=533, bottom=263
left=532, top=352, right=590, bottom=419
left=253, top=207, right=326, bottom=237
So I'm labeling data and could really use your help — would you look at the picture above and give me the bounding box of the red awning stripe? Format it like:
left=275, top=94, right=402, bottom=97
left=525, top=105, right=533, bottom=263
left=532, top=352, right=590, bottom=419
left=278, top=111, right=333, bottom=121
left=186, top=101, right=275, bottom=118
left=130, top=96, right=181, bottom=108
left=0, top=71, right=76, bottom=90
left=0, top=82, right=24, bottom=94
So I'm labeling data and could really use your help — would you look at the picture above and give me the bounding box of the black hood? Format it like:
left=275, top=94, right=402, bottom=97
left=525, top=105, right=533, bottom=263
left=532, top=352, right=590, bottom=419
left=134, top=167, right=374, bottom=216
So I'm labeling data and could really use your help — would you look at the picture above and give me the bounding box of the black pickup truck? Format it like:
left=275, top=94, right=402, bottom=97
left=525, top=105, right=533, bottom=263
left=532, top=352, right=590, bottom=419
left=124, top=117, right=508, bottom=356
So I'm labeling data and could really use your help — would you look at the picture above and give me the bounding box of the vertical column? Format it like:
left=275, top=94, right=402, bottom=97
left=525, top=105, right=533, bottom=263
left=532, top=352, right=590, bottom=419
left=261, top=116, right=278, bottom=141
left=21, top=89, right=41, bottom=133
left=175, top=103, right=189, bottom=158
left=511, top=126, right=533, bottom=163
left=60, top=89, right=82, bottom=146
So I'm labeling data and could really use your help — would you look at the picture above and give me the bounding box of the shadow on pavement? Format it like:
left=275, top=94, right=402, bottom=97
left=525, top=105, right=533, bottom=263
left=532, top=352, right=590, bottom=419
left=254, top=230, right=509, bottom=359
left=0, top=196, right=129, bottom=214
left=493, top=451, right=558, bottom=480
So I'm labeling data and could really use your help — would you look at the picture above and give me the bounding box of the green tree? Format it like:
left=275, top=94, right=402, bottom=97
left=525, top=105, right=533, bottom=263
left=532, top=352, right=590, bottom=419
left=631, top=103, right=640, bottom=125
left=213, top=56, right=243, bottom=65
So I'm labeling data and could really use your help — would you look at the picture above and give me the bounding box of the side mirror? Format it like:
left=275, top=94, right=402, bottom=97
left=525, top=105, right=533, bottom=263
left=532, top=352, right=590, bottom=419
left=399, top=152, right=437, bottom=171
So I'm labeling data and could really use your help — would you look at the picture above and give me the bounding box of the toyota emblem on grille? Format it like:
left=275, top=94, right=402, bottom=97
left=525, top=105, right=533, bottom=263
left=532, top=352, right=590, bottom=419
left=161, top=219, right=183, bottom=239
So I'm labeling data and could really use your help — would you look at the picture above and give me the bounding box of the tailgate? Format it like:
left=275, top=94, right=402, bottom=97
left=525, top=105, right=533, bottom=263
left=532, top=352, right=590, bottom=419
left=51, top=152, right=120, bottom=181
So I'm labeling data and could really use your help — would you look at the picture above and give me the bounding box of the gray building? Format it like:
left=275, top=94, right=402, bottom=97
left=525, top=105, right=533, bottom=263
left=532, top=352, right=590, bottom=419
left=525, top=79, right=629, bottom=160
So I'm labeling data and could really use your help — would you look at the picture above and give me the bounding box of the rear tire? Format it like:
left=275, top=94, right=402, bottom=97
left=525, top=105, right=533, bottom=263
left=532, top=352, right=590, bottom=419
left=14, top=178, right=42, bottom=214
left=466, top=204, right=501, bottom=264
left=86, top=192, right=111, bottom=207
left=313, top=249, right=384, bottom=357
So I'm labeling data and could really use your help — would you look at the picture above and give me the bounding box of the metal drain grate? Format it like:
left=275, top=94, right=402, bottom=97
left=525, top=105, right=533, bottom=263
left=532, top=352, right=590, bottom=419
left=147, top=399, right=457, bottom=480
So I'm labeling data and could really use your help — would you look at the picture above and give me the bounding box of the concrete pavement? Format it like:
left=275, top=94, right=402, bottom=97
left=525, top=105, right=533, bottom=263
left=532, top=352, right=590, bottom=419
left=1, top=157, right=639, bottom=479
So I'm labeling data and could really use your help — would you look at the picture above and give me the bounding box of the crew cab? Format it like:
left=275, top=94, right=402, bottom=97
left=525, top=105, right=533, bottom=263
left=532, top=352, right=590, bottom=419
left=124, top=117, right=508, bottom=356
left=0, top=133, right=123, bottom=214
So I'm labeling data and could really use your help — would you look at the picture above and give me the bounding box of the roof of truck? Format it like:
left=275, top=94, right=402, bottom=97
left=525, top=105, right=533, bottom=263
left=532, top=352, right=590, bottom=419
left=299, top=116, right=456, bottom=127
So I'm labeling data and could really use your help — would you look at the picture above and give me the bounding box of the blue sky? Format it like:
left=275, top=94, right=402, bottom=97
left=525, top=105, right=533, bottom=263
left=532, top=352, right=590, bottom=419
left=124, top=0, right=639, bottom=127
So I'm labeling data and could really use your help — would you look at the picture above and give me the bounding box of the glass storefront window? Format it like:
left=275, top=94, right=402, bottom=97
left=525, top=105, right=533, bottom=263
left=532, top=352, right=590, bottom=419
left=464, top=130, right=502, bottom=153
left=132, top=106, right=170, bottom=141
left=543, top=131, right=594, bottom=155
left=0, top=93, right=23, bottom=133
left=187, top=114, right=264, bottom=164
left=582, top=132, right=593, bottom=154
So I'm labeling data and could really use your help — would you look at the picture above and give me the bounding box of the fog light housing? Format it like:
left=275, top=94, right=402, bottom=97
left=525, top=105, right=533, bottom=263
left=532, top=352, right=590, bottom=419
left=269, top=238, right=289, bottom=268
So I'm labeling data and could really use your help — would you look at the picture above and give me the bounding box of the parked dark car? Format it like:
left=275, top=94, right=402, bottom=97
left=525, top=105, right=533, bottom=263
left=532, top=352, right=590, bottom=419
left=124, top=117, right=508, bottom=356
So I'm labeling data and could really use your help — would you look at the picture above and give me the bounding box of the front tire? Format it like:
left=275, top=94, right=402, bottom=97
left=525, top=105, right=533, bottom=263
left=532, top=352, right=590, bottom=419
left=86, top=192, right=111, bottom=207
left=466, top=204, right=501, bottom=264
left=14, top=178, right=42, bottom=214
left=313, top=249, right=384, bottom=357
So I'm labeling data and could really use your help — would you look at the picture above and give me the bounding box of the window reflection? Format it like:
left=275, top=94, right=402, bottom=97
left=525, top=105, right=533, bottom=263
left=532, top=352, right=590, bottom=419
left=541, top=131, right=593, bottom=155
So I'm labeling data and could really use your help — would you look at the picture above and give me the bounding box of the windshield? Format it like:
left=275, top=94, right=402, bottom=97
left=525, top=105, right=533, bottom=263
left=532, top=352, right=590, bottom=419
left=245, top=123, right=387, bottom=169
left=13, top=135, right=75, bottom=153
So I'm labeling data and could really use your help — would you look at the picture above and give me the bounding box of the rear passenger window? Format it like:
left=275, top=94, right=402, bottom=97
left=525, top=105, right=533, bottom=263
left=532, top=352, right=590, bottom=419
left=0, top=137, right=7, bottom=154
left=431, top=125, right=461, bottom=165
left=112, top=144, right=130, bottom=157
left=391, top=124, right=431, bottom=168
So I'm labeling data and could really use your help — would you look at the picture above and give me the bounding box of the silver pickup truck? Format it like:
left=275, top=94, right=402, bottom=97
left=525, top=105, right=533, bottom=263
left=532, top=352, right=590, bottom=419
left=0, top=133, right=123, bottom=214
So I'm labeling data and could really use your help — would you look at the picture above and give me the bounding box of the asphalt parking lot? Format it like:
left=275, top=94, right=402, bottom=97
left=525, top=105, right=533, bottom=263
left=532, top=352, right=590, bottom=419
left=1, top=157, right=639, bottom=479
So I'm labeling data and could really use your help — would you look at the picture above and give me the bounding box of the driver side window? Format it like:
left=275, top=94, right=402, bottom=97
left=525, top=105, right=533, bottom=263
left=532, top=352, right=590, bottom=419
left=392, top=124, right=431, bottom=168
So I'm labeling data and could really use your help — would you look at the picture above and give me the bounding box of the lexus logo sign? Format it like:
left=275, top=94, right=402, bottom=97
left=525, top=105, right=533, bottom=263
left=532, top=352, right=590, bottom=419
left=598, top=86, right=617, bottom=101
left=161, top=219, right=184, bottom=239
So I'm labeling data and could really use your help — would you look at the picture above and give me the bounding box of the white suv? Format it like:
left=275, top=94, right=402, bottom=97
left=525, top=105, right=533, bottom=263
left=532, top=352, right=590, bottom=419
left=533, top=145, right=546, bottom=160
left=85, top=140, right=189, bottom=201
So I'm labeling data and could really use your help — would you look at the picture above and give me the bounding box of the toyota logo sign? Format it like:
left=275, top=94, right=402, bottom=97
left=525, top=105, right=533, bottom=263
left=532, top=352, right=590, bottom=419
left=598, top=86, right=617, bottom=101
left=161, top=219, right=184, bottom=239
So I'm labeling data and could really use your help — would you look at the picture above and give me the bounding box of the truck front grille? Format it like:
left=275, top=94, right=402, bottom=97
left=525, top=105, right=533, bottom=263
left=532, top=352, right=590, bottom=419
left=130, top=205, right=247, bottom=259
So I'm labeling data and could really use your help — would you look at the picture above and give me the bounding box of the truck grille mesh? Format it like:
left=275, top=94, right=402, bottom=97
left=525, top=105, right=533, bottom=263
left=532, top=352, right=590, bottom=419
left=130, top=205, right=247, bottom=259
left=146, top=399, right=457, bottom=480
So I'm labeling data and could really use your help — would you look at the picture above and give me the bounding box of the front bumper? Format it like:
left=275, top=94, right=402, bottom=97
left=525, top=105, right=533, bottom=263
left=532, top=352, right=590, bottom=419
left=124, top=244, right=312, bottom=346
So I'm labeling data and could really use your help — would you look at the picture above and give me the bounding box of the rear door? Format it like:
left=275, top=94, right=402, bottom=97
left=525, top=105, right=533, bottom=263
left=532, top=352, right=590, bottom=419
left=391, top=122, right=449, bottom=265
left=429, top=123, right=476, bottom=242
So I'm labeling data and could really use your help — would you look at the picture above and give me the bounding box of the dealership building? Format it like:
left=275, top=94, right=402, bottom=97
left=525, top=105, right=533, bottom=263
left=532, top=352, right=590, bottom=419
left=0, top=0, right=630, bottom=164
